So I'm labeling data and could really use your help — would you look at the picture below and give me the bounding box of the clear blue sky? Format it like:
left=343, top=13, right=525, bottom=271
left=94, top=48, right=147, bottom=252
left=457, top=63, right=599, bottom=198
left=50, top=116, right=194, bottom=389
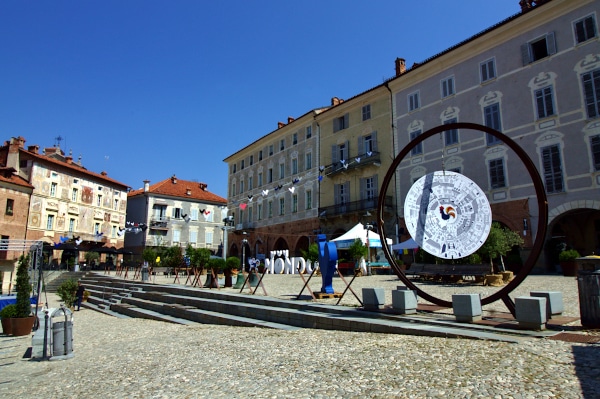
left=0, top=1, right=520, bottom=198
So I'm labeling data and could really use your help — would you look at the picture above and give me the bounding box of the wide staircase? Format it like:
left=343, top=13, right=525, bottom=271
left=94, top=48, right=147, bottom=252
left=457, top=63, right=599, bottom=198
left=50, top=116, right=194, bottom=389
left=43, top=271, right=88, bottom=293
left=75, top=273, right=559, bottom=342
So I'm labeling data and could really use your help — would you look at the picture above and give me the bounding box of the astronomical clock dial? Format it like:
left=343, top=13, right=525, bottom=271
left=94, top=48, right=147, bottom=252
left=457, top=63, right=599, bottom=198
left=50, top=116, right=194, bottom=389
left=403, top=171, right=492, bottom=259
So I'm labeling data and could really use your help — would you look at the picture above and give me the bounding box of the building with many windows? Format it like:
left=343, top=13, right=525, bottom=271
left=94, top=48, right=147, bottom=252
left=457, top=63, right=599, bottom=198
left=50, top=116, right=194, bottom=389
left=125, top=176, right=227, bottom=255
left=0, top=136, right=129, bottom=268
left=387, top=0, right=600, bottom=268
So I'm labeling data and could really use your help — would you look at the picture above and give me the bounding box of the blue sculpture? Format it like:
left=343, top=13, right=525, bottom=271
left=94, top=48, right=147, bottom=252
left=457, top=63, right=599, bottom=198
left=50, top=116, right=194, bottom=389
left=317, top=234, right=338, bottom=294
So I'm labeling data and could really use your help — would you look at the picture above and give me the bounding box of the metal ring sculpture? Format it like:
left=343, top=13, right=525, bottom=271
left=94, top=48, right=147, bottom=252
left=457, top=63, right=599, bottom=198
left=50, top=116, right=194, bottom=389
left=377, top=122, right=548, bottom=315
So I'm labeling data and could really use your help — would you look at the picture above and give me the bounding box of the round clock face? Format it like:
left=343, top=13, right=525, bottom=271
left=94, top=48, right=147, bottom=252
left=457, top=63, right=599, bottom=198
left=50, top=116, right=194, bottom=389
left=403, top=171, right=492, bottom=259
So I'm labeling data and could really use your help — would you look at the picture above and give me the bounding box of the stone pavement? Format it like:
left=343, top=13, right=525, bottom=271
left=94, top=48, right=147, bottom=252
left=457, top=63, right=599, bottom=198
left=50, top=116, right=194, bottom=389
left=1, top=273, right=600, bottom=398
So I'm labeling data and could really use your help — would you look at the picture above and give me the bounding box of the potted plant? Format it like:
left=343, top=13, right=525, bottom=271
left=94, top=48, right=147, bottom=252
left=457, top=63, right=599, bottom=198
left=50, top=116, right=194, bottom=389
left=224, top=256, right=240, bottom=287
left=1, top=303, right=17, bottom=335
left=57, top=279, right=78, bottom=308
left=559, top=249, right=580, bottom=277
left=348, top=239, right=368, bottom=276
left=301, top=243, right=319, bottom=274
left=205, top=257, right=226, bottom=288
left=11, top=255, right=37, bottom=336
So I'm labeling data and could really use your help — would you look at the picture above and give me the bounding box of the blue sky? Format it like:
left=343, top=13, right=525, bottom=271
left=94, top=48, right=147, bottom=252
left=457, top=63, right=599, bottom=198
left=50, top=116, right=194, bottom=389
left=0, top=1, right=520, bottom=198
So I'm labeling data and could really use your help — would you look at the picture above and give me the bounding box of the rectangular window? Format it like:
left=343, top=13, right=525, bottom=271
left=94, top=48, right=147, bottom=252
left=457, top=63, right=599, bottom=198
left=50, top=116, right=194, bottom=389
left=97, top=194, right=102, bottom=207
left=232, top=164, right=237, bottom=174
left=306, top=190, right=312, bottom=210
left=50, top=182, right=57, bottom=197
left=441, top=77, right=455, bottom=98
left=335, top=182, right=349, bottom=205
left=259, top=150, right=263, bottom=161
left=306, top=126, right=312, bottom=139
left=205, top=210, right=213, bottom=222
left=241, top=159, right=245, bottom=170
left=408, top=92, right=420, bottom=111
left=480, top=58, right=496, bottom=82
left=582, top=69, right=600, bottom=119
left=591, top=135, right=600, bottom=171
left=363, top=134, right=375, bottom=154
left=172, top=207, right=182, bottom=219
left=292, top=133, right=298, bottom=145
left=484, top=103, right=502, bottom=145
left=257, top=203, right=263, bottom=220
left=111, top=225, right=117, bottom=238
left=248, top=207, right=253, bottom=223
left=410, top=131, right=423, bottom=155
left=250, top=155, right=254, bottom=166
left=268, top=168, right=273, bottom=183
left=191, top=208, right=199, bottom=221
left=542, top=145, right=564, bottom=193
left=205, top=231, right=213, bottom=245
left=489, top=159, right=506, bottom=189
left=305, top=152, right=312, bottom=170
left=0, top=235, right=7, bottom=260
left=172, top=230, right=181, bottom=243
left=114, top=199, right=119, bottom=210
left=71, top=188, right=78, bottom=202
left=268, top=201, right=273, bottom=218
left=189, top=230, right=198, bottom=244
left=535, top=86, right=555, bottom=119
left=292, top=194, right=298, bottom=213
left=362, top=104, right=371, bottom=121
left=444, top=118, right=459, bottom=146
left=248, top=176, right=253, bottom=190
left=231, top=182, right=236, bottom=195
left=574, top=15, right=597, bottom=44
left=279, top=163, right=285, bottom=179
left=280, top=139, right=285, bottom=151
left=258, top=172, right=263, bottom=187
left=47, top=214, right=55, bottom=230
left=364, top=176, right=376, bottom=200
left=269, top=145, right=274, bottom=156
left=333, top=113, right=349, bottom=132
left=292, top=158, right=298, bottom=175
left=5, top=199, right=14, bottom=216
left=69, top=218, right=75, bottom=233
left=279, top=198, right=285, bottom=216
left=239, top=180, right=244, bottom=194
left=522, top=32, right=556, bottom=65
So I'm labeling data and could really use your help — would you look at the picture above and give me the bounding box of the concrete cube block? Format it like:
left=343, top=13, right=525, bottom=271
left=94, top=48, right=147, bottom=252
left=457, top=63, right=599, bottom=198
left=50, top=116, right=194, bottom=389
left=392, top=289, right=417, bottom=314
left=362, top=288, right=385, bottom=310
left=530, top=291, right=563, bottom=318
left=516, top=296, right=547, bottom=330
left=452, top=294, right=482, bottom=323
left=397, top=285, right=418, bottom=302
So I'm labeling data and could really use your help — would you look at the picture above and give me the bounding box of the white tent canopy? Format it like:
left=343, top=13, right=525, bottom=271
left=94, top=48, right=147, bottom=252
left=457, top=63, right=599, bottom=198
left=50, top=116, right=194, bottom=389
left=332, top=223, right=392, bottom=249
left=391, top=238, right=419, bottom=251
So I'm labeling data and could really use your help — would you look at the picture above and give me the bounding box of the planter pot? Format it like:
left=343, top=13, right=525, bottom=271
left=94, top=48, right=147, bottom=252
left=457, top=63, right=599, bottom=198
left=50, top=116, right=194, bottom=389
left=1, top=317, right=12, bottom=335
left=500, top=271, right=514, bottom=283
left=484, top=274, right=504, bottom=287
left=560, top=261, right=578, bottom=277
left=10, top=315, right=36, bottom=337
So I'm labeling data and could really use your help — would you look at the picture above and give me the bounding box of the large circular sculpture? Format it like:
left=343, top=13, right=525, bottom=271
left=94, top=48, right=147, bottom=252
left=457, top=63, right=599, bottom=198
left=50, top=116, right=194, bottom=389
left=377, top=122, right=548, bottom=314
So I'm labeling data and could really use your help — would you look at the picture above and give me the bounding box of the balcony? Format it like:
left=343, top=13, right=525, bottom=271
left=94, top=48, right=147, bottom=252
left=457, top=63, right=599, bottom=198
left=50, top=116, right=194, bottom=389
left=318, top=195, right=393, bottom=219
left=150, top=217, right=169, bottom=230
left=325, top=151, right=381, bottom=177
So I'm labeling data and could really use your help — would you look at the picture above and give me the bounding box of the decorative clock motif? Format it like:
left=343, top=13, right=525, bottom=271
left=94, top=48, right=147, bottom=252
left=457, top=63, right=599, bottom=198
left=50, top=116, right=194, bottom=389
left=404, top=171, right=492, bottom=259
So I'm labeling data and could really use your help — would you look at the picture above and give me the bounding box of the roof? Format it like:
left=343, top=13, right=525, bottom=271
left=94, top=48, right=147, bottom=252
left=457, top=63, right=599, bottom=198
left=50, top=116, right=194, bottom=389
left=0, top=165, right=34, bottom=189
left=128, top=175, right=227, bottom=204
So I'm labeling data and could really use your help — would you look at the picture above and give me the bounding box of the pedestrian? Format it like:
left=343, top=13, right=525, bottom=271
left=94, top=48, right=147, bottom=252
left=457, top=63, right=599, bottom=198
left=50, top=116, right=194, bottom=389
left=75, top=280, right=85, bottom=311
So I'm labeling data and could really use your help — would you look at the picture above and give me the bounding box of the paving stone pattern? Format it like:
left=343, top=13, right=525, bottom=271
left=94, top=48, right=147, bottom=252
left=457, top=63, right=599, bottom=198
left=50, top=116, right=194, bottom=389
left=1, top=274, right=599, bottom=398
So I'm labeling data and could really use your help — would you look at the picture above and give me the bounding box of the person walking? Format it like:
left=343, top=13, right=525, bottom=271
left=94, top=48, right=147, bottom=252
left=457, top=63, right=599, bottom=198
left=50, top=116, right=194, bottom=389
left=75, top=280, right=85, bottom=311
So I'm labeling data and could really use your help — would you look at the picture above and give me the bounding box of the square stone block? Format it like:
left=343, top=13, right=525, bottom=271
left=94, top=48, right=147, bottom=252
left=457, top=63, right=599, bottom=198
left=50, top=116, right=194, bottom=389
left=452, top=294, right=482, bottom=323
left=530, top=291, right=563, bottom=318
left=515, top=296, right=547, bottom=330
left=392, top=289, right=417, bottom=314
left=362, top=288, right=385, bottom=310
left=397, top=285, right=418, bottom=302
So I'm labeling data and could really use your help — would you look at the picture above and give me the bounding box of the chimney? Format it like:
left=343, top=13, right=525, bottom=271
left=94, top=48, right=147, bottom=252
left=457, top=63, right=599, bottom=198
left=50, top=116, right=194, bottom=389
left=101, top=171, right=107, bottom=176
left=277, top=122, right=286, bottom=129
left=395, top=58, right=406, bottom=76
left=171, top=174, right=177, bottom=184
left=186, top=188, right=192, bottom=196
left=143, top=180, right=150, bottom=192
left=331, top=97, right=344, bottom=106
left=6, top=137, right=25, bottom=170
left=66, top=149, right=73, bottom=164
left=199, top=183, right=207, bottom=191
left=27, top=145, right=39, bottom=153
left=287, top=117, right=295, bottom=124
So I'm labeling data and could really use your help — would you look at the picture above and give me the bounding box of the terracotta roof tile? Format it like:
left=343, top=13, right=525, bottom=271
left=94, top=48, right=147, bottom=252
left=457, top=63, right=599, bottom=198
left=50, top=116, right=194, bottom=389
left=128, top=176, right=227, bottom=204
left=0, top=166, right=34, bottom=189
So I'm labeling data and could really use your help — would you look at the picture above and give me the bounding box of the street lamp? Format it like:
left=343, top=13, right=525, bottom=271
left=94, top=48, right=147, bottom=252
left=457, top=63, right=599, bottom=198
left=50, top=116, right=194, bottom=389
left=234, top=232, right=248, bottom=289
left=364, top=223, right=374, bottom=276
left=221, top=216, right=234, bottom=260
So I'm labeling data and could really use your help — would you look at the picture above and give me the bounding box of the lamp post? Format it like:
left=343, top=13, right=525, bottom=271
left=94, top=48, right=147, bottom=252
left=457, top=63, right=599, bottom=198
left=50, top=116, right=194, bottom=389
left=365, top=223, right=373, bottom=276
left=221, top=216, right=234, bottom=260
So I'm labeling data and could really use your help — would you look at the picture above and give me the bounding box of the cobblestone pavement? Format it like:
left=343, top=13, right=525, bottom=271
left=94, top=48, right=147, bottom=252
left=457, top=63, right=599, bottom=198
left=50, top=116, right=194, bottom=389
left=1, top=274, right=600, bottom=398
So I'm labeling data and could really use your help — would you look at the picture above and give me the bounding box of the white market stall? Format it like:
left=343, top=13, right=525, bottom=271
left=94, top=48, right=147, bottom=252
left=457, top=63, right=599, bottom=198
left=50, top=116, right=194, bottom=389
left=331, top=223, right=393, bottom=249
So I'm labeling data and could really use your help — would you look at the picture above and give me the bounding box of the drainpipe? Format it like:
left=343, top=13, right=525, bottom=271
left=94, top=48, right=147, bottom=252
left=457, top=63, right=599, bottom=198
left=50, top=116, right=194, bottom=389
left=385, top=82, right=399, bottom=244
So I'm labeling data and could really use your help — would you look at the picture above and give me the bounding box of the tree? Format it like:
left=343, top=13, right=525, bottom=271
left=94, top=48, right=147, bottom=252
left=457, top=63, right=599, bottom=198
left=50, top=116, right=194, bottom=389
left=187, top=246, right=211, bottom=270
left=15, top=255, right=32, bottom=318
left=142, top=247, right=158, bottom=267
left=85, top=251, right=99, bottom=268
left=477, top=222, right=524, bottom=273
left=347, top=239, right=367, bottom=271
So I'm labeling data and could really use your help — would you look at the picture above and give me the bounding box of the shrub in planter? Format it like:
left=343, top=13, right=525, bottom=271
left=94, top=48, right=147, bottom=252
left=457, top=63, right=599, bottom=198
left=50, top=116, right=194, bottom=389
left=57, top=279, right=78, bottom=308
left=11, top=255, right=36, bottom=336
left=1, top=304, right=17, bottom=335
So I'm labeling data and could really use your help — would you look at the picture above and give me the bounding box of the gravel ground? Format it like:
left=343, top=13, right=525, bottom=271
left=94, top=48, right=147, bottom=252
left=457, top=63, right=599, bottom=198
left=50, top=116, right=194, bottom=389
left=1, top=273, right=599, bottom=398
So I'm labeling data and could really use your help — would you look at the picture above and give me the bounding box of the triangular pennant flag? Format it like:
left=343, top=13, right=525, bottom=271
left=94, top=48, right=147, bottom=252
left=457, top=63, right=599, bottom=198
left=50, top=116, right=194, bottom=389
left=355, top=157, right=361, bottom=163
left=367, top=151, right=373, bottom=157
left=248, top=195, right=253, bottom=202
left=262, top=189, right=269, bottom=197
left=319, top=165, right=325, bottom=172
left=240, top=203, right=247, bottom=210
left=289, top=187, right=295, bottom=193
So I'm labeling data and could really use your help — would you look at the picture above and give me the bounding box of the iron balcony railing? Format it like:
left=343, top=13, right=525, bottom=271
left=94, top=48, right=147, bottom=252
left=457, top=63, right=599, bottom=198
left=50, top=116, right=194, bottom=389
left=318, top=195, right=393, bottom=218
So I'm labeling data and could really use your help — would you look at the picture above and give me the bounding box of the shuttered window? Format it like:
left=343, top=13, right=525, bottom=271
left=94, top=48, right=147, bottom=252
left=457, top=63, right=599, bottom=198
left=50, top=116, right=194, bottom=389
left=542, top=145, right=564, bottom=193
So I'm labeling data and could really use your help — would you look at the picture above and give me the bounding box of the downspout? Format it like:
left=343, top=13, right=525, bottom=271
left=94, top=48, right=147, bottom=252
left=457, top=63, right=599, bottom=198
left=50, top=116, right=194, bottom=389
left=384, top=82, right=399, bottom=244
